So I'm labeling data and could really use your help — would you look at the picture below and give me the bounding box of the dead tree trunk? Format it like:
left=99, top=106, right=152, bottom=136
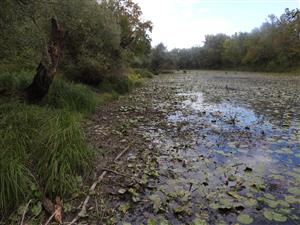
left=25, top=18, right=64, bottom=102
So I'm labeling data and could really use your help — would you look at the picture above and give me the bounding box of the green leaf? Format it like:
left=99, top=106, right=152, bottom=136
left=192, top=218, right=207, bottom=225
left=119, top=203, right=131, bottom=213
left=237, top=214, right=253, bottom=224
left=31, top=202, right=42, bottom=216
left=263, top=209, right=274, bottom=221
left=159, top=218, right=169, bottom=225
left=149, top=194, right=162, bottom=212
left=288, top=187, right=300, bottom=195
left=263, top=208, right=287, bottom=222
left=273, top=212, right=287, bottom=222
left=64, top=202, right=73, bottom=213
left=147, top=218, right=157, bottom=225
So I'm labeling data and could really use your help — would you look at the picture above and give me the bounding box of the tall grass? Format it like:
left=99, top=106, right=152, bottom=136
left=0, top=68, right=147, bottom=216
left=0, top=101, right=91, bottom=214
left=45, top=79, right=98, bottom=114
left=33, top=111, right=90, bottom=196
left=98, top=73, right=143, bottom=95
left=0, top=71, right=33, bottom=95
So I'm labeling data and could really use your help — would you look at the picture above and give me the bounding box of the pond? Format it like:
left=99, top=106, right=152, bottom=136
left=118, top=71, right=300, bottom=225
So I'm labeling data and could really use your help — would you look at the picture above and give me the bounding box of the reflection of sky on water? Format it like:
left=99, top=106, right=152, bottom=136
left=169, top=91, right=300, bottom=173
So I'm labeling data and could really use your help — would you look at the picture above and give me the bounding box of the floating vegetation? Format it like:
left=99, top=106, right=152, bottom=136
left=89, top=71, right=300, bottom=224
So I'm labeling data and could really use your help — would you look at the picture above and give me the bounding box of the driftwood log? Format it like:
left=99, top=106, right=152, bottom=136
left=25, top=18, right=64, bottom=102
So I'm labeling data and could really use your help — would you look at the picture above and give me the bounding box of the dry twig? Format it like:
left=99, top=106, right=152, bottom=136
left=68, top=143, right=133, bottom=225
left=20, top=199, right=32, bottom=225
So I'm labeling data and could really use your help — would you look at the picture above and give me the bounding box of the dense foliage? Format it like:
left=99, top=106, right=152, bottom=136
left=0, top=0, right=152, bottom=81
left=151, top=8, right=300, bottom=72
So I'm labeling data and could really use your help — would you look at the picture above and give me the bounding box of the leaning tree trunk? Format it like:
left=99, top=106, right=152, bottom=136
left=25, top=18, right=64, bottom=102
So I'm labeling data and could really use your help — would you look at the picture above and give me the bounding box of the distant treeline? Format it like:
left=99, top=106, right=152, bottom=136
left=151, top=8, right=300, bottom=72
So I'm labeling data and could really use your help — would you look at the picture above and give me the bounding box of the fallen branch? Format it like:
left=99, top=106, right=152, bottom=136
left=68, top=143, right=133, bottom=225
left=43, top=211, right=56, bottom=225
left=20, top=199, right=32, bottom=225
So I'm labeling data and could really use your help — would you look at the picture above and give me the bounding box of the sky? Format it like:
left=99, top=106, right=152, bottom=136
left=135, top=0, right=300, bottom=49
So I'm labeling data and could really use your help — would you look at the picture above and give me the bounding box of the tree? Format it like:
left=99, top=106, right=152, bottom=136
left=150, top=43, right=168, bottom=73
left=25, top=18, right=65, bottom=102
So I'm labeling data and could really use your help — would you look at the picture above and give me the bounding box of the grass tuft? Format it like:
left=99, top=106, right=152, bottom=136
left=33, top=110, right=90, bottom=196
left=44, top=79, right=98, bottom=114
left=0, top=101, right=91, bottom=213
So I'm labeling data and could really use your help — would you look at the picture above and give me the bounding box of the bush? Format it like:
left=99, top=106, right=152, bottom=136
left=0, top=102, right=91, bottom=213
left=102, top=73, right=142, bottom=95
left=64, top=57, right=108, bottom=86
left=45, top=79, right=98, bottom=114
left=134, top=68, right=154, bottom=78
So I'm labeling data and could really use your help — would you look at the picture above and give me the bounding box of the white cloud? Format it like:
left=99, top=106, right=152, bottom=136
left=135, top=0, right=300, bottom=49
left=135, top=0, right=236, bottom=49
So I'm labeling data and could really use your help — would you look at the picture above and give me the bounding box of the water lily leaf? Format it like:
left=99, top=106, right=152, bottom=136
left=288, top=187, right=300, bottom=195
left=237, top=214, right=253, bottom=224
left=269, top=174, right=285, bottom=180
left=209, top=203, right=219, bottom=210
left=119, top=203, right=131, bottom=213
left=276, top=200, right=289, bottom=208
left=192, top=218, right=207, bottom=225
left=285, top=195, right=300, bottom=204
left=159, top=218, right=169, bottom=225
left=264, top=193, right=276, bottom=200
left=228, top=175, right=236, bottom=181
left=263, top=209, right=274, bottom=221
left=149, top=194, right=162, bottom=212
left=147, top=218, right=157, bottom=225
left=266, top=199, right=278, bottom=208
left=273, top=212, right=287, bottom=222
left=263, top=208, right=287, bottom=222
left=245, top=198, right=257, bottom=207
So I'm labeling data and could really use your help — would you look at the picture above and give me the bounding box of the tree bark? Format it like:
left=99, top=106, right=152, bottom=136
left=25, top=18, right=64, bottom=102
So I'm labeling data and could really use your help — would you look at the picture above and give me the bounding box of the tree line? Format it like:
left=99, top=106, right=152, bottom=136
left=151, top=8, right=300, bottom=73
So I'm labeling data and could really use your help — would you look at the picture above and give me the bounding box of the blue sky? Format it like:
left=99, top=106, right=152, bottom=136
left=135, top=0, right=300, bottom=49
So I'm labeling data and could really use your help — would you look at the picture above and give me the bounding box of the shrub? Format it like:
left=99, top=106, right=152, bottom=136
left=64, top=57, right=108, bottom=86
left=45, top=79, right=98, bottom=114
left=107, top=75, right=134, bottom=94
left=134, top=68, right=154, bottom=78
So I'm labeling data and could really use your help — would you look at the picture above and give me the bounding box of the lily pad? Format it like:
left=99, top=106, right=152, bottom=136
left=237, top=214, right=253, bottom=224
left=263, top=208, right=287, bottom=222
left=192, top=218, right=207, bottom=225
left=288, top=187, right=300, bottom=195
